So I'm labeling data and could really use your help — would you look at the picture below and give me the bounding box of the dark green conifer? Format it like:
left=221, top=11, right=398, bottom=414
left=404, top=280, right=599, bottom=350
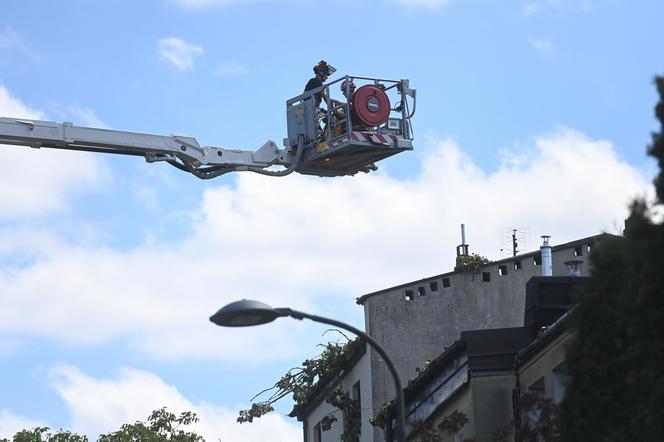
left=559, top=77, right=664, bottom=441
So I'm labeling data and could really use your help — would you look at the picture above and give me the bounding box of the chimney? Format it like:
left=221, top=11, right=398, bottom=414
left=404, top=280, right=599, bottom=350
left=564, top=259, right=583, bottom=277
left=456, top=224, right=469, bottom=257
left=540, top=235, right=553, bottom=276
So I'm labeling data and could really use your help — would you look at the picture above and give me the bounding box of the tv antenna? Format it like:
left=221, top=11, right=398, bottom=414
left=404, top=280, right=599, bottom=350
left=499, top=227, right=529, bottom=257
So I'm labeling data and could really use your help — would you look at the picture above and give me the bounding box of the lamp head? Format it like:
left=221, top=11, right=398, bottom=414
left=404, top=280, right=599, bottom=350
left=210, top=299, right=283, bottom=327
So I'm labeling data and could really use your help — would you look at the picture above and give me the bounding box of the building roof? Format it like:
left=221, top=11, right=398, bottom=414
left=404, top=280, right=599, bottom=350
left=356, top=233, right=607, bottom=305
left=516, top=308, right=572, bottom=367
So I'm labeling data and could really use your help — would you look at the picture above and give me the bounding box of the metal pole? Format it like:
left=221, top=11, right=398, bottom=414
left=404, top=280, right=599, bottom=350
left=277, top=308, right=407, bottom=442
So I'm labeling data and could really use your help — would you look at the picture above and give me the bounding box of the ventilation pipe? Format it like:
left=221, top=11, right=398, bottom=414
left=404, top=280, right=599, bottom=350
left=456, top=224, right=469, bottom=257
left=540, top=235, right=553, bottom=276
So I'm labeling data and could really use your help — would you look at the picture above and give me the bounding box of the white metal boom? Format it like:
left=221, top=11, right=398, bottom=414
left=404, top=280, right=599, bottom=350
left=0, top=117, right=293, bottom=180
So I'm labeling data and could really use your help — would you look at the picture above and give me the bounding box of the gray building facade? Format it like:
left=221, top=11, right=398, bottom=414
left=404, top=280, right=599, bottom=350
left=356, top=235, right=602, bottom=440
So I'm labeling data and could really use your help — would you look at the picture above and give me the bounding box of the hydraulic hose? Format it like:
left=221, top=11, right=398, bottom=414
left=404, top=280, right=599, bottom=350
left=167, top=134, right=304, bottom=179
left=247, top=134, right=304, bottom=177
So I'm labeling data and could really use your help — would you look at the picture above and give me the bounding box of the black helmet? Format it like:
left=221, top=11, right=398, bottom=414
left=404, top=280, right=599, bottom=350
left=313, top=60, right=336, bottom=76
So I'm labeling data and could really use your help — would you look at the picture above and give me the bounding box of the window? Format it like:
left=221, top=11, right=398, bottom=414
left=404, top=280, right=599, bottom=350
left=417, top=286, right=426, bottom=297
left=587, top=242, right=593, bottom=253
left=442, top=278, right=451, bottom=288
left=499, top=264, right=508, bottom=276
left=429, top=281, right=439, bottom=292
left=553, top=363, right=566, bottom=404
left=404, top=290, right=414, bottom=301
left=482, top=271, right=491, bottom=282
left=526, top=377, right=546, bottom=429
left=313, top=422, right=322, bottom=442
left=533, top=254, right=542, bottom=266
left=343, top=382, right=362, bottom=437
left=514, top=260, right=522, bottom=270
left=352, top=380, right=361, bottom=408
left=574, top=245, right=583, bottom=257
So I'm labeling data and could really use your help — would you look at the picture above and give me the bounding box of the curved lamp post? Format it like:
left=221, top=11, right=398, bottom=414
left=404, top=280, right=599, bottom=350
left=210, top=299, right=406, bottom=442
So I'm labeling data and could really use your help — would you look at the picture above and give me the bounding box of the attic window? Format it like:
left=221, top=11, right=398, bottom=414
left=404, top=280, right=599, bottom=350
left=514, top=260, right=522, bottom=270
left=574, top=246, right=583, bottom=257
left=404, top=290, right=414, bottom=301
left=430, top=281, right=439, bottom=292
left=499, top=265, right=508, bottom=276
left=442, top=277, right=451, bottom=288
left=533, top=254, right=542, bottom=266
left=587, top=243, right=593, bottom=253
left=417, top=286, right=426, bottom=297
left=482, top=271, right=491, bottom=282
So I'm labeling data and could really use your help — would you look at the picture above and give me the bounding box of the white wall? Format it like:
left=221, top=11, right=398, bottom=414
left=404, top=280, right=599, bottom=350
left=304, top=346, right=373, bottom=442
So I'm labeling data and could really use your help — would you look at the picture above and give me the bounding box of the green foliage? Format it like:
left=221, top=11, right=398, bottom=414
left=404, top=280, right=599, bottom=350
left=408, top=410, right=470, bottom=442
left=650, top=77, right=664, bottom=202
left=324, top=389, right=360, bottom=442
left=558, top=77, right=664, bottom=441
left=236, top=403, right=274, bottom=424
left=237, top=334, right=363, bottom=441
left=437, top=410, right=469, bottom=435
left=97, top=408, right=202, bottom=441
left=0, top=427, right=88, bottom=442
left=369, top=399, right=393, bottom=429
left=492, top=392, right=559, bottom=442
left=414, top=359, right=432, bottom=377
left=454, top=253, right=491, bottom=274
left=0, top=408, right=203, bottom=442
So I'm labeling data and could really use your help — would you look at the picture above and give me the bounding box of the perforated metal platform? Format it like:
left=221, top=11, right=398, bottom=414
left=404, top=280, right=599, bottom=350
left=296, top=131, right=414, bottom=177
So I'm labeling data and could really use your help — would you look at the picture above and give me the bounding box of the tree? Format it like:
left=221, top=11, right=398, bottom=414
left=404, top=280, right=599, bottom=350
left=97, top=408, right=203, bottom=441
left=238, top=334, right=363, bottom=442
left=558, top=77, right=664, bottom=441
left=1, top=408, right=203, bottom=442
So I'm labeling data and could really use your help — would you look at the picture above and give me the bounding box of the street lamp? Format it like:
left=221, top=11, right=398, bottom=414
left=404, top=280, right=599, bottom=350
left=210, top=299, right=407, bottom=442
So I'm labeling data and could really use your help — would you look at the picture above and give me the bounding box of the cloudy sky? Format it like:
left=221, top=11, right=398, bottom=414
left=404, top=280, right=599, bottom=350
left=1, top=0, right=662, bottom=440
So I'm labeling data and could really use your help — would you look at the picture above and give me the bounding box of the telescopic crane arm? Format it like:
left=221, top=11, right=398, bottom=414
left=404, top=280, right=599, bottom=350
left=0, top=117, right=294, bottom=180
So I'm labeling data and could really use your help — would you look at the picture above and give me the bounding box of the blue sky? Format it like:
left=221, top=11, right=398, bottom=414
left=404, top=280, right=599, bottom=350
left=1, top=0, right=662, bottom=440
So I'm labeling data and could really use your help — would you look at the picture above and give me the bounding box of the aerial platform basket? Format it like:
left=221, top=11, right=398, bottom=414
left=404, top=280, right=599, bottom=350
left=286, top=75, right=416, bottom=177
left=0, top=75, right=414, bottom=180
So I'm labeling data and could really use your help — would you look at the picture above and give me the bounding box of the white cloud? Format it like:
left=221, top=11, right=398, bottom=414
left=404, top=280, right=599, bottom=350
left=214, top=62, right=249, bottom=77
left=0, top=27, right=37, bottom=64
left=395, top=0, right=451, bottom=9
left=522, top=0, right=596, bottom=17
left=50, top=364, right=300, bottom=442
left=0, top=86, right=109, bottom=218
left=0, top=409, right=44, bottom=439
left=66, top=104, right=109, bottom=129
left=158, top=37, right=204, bottom=72
left=134, top=185, right=161, bottom=212
left=0, top=85, right=43, bottom=119
left=0, top=337, right=22, bottom=355
left=530, top=37, right=558, bottom=61
left=0, top=126, right=652, bottom=361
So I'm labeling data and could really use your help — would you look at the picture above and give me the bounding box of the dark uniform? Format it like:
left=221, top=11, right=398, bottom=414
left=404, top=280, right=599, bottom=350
left=305, top=77, right=324, bottom=106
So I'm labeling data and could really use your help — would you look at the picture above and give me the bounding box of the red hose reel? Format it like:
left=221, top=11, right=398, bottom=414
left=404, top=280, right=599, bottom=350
left=352, top=85, right=391, bottom=127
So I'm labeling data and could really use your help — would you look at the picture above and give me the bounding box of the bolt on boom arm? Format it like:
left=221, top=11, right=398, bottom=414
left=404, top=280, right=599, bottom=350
left=0, top=117, right=297, bottom=180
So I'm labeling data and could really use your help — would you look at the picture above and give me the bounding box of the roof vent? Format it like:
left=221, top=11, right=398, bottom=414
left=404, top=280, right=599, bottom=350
left=564, top=259, right=583, bottom=277
left=540, top=235, right=553, bottom=276
left=456, top=224, right=469, bottom=257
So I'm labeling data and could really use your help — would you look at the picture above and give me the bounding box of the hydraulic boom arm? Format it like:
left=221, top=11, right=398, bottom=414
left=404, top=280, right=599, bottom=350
left=0, top=117, right=296, bottom=180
